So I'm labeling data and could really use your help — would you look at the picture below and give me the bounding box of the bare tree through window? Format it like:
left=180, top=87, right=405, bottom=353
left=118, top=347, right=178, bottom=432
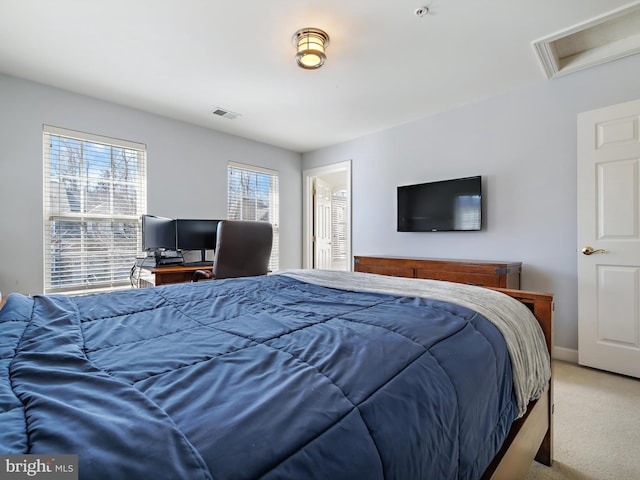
left=44, top=126, right=146, bottom=293
left=227, top=163, right=279, bottom=271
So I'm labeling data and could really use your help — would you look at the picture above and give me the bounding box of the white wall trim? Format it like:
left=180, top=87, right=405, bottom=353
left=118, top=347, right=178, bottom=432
left=552, top=346, right=579, bottom=363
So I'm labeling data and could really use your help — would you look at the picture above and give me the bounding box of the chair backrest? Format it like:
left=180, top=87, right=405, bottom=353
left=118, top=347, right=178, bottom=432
left=212, top=220, right=273, bottom=279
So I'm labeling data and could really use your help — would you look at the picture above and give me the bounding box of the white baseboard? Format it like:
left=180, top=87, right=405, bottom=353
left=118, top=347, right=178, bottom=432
left=552, top=346, right=578, bottom=363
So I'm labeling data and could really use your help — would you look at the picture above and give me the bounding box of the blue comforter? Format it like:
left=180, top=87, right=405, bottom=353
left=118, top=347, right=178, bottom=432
left=1, top=274, right=518, bottom=479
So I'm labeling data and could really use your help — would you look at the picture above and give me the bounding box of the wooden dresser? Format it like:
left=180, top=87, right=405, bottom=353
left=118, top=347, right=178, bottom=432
left=353, top=256, right=521, bottom=289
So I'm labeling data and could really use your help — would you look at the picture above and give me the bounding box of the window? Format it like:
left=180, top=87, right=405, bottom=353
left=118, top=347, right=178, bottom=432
left=43, top=125, right=146, bottom=294
left=227, top=162, right=279, bottom=271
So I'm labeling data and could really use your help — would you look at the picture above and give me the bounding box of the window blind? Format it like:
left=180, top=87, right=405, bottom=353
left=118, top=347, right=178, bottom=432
left=331, top=189, right=348, bottom=261
left=43, top=125, right=147, bottom=294
left=227, top=162, right=279, bottom=271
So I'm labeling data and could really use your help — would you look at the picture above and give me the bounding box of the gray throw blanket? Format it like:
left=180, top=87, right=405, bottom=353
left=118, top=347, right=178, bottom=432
left=277, top=269, right=551, bottom=417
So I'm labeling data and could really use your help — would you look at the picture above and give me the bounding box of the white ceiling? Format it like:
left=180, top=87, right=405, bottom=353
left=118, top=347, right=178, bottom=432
left=0, top=0, right=635, bottom=153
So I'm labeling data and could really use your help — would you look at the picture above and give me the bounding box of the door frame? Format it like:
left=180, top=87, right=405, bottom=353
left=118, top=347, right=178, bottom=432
left=302, top=160, right=352, bottom=269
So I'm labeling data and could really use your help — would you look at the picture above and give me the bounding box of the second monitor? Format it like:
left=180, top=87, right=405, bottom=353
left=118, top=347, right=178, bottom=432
left=175, top=219, right=220, bottom=264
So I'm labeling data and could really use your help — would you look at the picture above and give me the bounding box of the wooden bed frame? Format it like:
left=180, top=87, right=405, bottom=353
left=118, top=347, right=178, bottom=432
left=482, top=288, right=554, bottom=480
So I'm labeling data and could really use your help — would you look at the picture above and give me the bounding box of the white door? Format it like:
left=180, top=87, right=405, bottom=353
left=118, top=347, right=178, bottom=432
left=577, top=98, right=640, bottom=378
left=313, top=178, right=333, bottom=269
left=302, top=161, right=352, bottom=270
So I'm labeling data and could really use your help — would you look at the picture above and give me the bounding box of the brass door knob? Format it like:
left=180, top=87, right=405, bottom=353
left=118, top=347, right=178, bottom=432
left=581, top=246, right=606, bottom=255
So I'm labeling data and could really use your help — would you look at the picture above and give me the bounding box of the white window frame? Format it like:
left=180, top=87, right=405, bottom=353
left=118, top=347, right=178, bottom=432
left=43, top=125, right=147, bottom=294
left=227, top=162, right=279, bottom=271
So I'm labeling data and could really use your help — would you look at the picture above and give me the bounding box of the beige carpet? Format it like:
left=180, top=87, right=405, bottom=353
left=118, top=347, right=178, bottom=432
left=525, top=361, right=640, bottom=480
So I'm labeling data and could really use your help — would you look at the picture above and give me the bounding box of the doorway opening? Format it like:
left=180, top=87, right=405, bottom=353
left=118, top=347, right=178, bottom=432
left=302, top=161, right=352, bottom=271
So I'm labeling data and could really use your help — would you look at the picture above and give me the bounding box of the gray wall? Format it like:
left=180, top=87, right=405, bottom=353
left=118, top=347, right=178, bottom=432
left=302, top=54, right=640, bottom=356
left=0, top=74, right=302, bottom=297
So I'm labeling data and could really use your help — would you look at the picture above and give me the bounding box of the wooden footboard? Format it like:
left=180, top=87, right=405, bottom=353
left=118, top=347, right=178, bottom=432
left=482, top=288, right=554, bottom=479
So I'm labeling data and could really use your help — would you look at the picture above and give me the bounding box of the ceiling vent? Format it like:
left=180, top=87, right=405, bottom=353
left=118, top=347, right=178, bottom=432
left=212, top=108, right=240, bottom=120
left=533, top=2, right=640, bottom=78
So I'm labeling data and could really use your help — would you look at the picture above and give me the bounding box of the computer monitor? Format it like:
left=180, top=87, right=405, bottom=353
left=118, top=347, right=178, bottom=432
left=141, top=215, right=176, bottom=251
left=175, top=219, right=220, bottom=262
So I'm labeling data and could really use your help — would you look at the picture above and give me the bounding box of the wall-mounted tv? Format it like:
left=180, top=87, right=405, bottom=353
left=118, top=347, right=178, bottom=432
left=141, top=214, right=176, bottom=251
left=397, top=176, right=482, bottom=232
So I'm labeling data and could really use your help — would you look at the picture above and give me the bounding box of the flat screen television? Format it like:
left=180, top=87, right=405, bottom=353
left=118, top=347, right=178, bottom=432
left=397, top=176, right=482, bottom=232
left=175, top=219, right=220, bottom=263
left=141, top=214, right=176, bottom=251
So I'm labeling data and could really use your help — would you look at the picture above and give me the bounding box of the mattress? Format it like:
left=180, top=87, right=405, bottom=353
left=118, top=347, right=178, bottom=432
left=0, top=271, right=549, bottom=479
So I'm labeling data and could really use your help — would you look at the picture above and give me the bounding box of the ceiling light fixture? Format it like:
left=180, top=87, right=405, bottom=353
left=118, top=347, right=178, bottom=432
left=292, top=28, right=330, bottom=69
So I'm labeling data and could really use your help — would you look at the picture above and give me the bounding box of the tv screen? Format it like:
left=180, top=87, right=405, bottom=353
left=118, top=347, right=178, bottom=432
left=175, top=219, right=220, bottom=252
left=397, top=176, right=482, bottom=232
left=141, top=215, right=176, bottom=251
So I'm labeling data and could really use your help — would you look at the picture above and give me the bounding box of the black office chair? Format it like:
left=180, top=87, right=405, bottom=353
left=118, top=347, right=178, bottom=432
left=192, top=220, right=273, bottom=281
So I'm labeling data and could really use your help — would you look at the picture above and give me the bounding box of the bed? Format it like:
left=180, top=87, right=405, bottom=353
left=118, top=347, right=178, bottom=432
left=0, top=269, right=552, bottom=479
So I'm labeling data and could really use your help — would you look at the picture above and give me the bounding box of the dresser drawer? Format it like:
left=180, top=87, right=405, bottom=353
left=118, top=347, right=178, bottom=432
left=415, top=270, right=502, bottom=287
left=355, top=264, right=415, bottom=278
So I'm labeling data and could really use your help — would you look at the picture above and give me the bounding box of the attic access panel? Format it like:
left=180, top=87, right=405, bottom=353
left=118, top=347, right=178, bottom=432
left=533, top=2, right=640, bottom=78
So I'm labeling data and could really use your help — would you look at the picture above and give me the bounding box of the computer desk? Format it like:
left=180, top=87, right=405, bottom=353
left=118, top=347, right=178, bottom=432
left=138, top=264, right=213, bottom=287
